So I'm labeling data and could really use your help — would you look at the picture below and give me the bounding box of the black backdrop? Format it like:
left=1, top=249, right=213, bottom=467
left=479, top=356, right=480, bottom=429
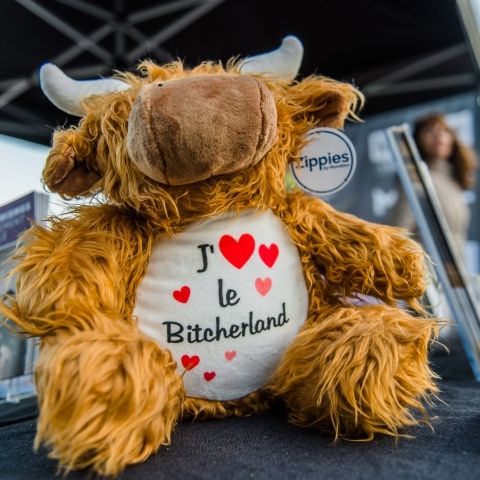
left=0, top=0, right=477, bottom=144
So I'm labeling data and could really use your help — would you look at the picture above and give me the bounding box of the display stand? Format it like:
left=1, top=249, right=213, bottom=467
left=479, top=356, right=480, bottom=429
left=387, top=124, right=480, bottom=380
left=0, top=192, right=49, bottom=422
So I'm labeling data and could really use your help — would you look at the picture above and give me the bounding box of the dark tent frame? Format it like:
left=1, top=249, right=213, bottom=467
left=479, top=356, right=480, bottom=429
left=0, top=0, right=478, bottom=144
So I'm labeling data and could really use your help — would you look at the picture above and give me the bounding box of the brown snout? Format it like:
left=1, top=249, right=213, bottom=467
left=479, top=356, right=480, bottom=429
left=126, top=75, right=277, bottom=185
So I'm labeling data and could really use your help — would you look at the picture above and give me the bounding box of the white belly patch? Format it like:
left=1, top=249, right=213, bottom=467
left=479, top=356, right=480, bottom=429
left=133, top=210, right=309, bottom=401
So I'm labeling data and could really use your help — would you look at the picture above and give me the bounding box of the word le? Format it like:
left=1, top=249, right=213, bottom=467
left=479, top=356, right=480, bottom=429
left=196, top=243, right=241, bottom=308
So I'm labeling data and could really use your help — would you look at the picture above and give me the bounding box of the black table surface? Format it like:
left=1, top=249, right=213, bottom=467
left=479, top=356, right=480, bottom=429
left=1, top=334, right=479, bottom=480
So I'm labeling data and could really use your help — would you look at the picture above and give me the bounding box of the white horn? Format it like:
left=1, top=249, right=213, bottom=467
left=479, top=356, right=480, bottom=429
left=39, top=63, right=130, bottom=116
left=240, top=35, right=304, bottom=81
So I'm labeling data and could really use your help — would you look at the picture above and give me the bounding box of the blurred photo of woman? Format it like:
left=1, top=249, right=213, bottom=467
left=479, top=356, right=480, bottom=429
left=394, top=113, right=477, bottom=258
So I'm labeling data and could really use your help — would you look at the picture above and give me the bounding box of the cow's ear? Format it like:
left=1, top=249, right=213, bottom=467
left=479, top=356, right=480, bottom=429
left=43, top=130, right=101, bottom=197
left=288, top=77, right=363, bottom=129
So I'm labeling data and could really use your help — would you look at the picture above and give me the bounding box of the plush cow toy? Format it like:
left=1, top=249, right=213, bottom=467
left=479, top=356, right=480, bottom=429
left=1, top=37, right=437, bottom=476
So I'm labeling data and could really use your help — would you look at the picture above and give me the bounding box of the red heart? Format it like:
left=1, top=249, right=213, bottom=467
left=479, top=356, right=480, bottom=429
left=225, top=351, right=237, bottom=361
left=259, top=243, right=279, bottom=268
left=219, top=234, right=255, bottom=269
left=173, top=286, right=190, bottom=303
left=255, top=277, right=272, bottom=296
left=204, top=371, right=216, bottom=382
left=181, top=354, right=200, bottom=370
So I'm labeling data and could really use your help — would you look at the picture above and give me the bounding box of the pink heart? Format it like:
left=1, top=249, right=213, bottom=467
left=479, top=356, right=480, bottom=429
left=255, top=277, right=272, bottom=296
left=225, top=351, right=237, bottom=361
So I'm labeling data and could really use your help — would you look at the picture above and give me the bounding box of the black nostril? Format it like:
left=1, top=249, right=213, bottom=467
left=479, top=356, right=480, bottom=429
left=157, top=83, right=163, bottom=87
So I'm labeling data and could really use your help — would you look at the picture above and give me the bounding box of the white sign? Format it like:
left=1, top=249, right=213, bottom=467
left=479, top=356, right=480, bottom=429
left=371, top=187, right=399, bottom=218
left=367, top=129, right=396, bottom=174
left=290, top=128, right=357, bottom=196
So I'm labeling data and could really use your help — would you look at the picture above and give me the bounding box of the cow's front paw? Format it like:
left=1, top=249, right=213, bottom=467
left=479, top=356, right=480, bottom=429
left=35, top=330, right=184, bottom=476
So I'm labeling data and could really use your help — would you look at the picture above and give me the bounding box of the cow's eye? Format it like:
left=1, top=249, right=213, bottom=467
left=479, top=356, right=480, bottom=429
left=157, top=83, right=164, bottom=87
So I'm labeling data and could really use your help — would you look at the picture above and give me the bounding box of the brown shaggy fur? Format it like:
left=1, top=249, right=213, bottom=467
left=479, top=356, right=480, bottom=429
left=0, top=58, right=438, bottom=476
left=267, top=305, right=436, bottom=439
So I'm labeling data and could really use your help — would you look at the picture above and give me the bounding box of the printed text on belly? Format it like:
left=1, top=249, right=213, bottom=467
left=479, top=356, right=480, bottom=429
left=163, top=232, right=288, bottom=380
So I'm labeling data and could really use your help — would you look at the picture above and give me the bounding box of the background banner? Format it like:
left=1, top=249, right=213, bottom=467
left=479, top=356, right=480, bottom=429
left=329, top=90, right=480, bottom=273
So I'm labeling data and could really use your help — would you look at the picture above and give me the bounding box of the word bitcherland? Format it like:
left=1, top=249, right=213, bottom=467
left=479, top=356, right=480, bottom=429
left=162, top=302, right=289, bottom=343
